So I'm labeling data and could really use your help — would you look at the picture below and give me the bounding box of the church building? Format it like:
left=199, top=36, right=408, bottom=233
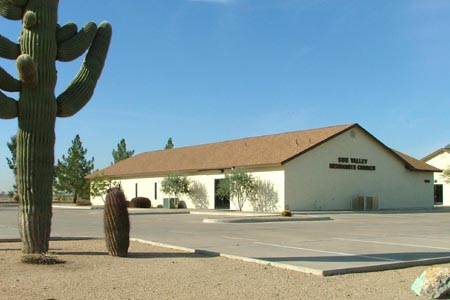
left=89, top=123, right=439, bottom=211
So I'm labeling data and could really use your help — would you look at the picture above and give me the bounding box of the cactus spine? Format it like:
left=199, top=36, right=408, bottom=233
left=104, top=188, right=130, bottom=257
left=0, top=0, right=112, bottom=253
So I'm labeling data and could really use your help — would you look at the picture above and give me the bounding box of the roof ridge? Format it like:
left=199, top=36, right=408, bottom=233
left=141, top=123, right=357, bottom=155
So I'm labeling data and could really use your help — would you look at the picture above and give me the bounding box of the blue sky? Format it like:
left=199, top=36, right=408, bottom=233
left=0, top=0, right=449, bottom=192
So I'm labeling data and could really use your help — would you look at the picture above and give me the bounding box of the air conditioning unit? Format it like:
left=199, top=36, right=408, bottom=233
left=352, top=196, right=365, bottom=211
left=352, top=196, right=379, bottom=211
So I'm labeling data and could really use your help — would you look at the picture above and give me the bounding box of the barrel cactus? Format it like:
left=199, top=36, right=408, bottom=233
left=104, top=188, right=130, bottom=257
left=0, top=0, right=112, bottom=253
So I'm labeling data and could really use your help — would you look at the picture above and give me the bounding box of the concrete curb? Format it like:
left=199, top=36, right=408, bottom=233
left=128, top=209, right=190, bottom=215
left=52, top=205, right=95, bottom=210
left=130, top=238, right=325, bottom=276
left=130, top=238, right=197, bottom=254
left=202, top=216, right=332, bottom=224
left=190, top=210, right=278, bottom=217
left=52, top=205, right=191, bottom=215
left=320, top=256, right=450, bottom=276
left=129, top=238, right=450, bottom=277
left=4, top=236, right=450, bottom=277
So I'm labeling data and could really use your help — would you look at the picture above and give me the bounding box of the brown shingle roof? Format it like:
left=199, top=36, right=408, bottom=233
left=88, top=123, right=438, bottom=178
left=421, top=148, right=450, bottom=162
left=392, top=150, right=441, bottom=172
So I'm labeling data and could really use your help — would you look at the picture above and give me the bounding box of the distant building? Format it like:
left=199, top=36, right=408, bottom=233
left=422, top=148, right=450, bottom=205
left=88, top=123, right=438, bottom=211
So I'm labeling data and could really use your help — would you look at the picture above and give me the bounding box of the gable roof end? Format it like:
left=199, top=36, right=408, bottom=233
left=421, top=148, right=450, bottom=162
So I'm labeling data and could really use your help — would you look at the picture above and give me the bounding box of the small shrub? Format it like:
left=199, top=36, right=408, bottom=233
left=280, top=210, right=292, bottom=217
left=177, top=201, right=187, bottom=209
left=76, top=199, right=92, bottom=206
left=156, top=204, right=163, bottom=208
left=129, top=197, right=151, bottom=208
left=21, top=253, right=65, bottom=265
left=13, top=194, right=19, bottom=202
left=126, top=200, right=131, bottom=207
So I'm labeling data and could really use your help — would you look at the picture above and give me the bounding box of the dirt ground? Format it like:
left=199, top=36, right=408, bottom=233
left=0, top=239, right=447, bottom=300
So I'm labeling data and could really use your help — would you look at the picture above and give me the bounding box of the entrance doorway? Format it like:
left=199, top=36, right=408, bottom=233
left=214, top=179, right=230, bottom=209
left=434, top=184, right=443, bottom=205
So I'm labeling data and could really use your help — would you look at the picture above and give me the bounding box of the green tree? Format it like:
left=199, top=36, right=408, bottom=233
left=5, top=135, right=17, bottom=192
left=161, top=174, right=190, bottom=208
left=165, top=137, right=174, bottom=149
left=443, top=168, right=450, bottom=184
left=112, top=138, right=134, bottom=164
left=90, top=174, right=118, bottom=202
left=216, top=169, right=256, bottom=211
left=0, top=1, right=111, bottom=253
left=55, top=135, right=94, bottom=203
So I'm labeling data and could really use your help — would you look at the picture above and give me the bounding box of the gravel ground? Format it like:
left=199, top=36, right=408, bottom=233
left=0, top=239, right=446, bottom=300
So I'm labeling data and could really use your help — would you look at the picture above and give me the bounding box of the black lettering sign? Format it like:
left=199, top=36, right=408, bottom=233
left=338, top=157, right=349, bottom=163
left=329, top=157, right=375, bottom=171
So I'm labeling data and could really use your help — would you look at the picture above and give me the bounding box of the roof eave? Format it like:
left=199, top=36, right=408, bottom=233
left=88, top=163, right=284, bottom=180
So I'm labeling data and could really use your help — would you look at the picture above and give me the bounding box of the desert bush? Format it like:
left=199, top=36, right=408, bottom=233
left=156, top=204, right=163, bottom=208
left=129, top=197, right=151, bottom=208
left=189, top=181, right=208, bottom=209
left=22, top=253, right=65, bottom=265
left=280, top=210, right=292, bottom=217
left=13, top=194, right=19, bottom=202
left=76, top=199, right=92, bottom=206
left=249, top=179, right=279, bottom=212
left=177, top=201, right=187, bottom=209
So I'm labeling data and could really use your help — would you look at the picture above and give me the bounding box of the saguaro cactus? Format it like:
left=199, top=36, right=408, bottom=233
left=0, top=0, right=112, bottom=253
left=104, top=188, right=130, bottom=257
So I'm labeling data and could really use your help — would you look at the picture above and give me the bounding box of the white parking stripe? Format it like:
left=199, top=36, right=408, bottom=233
left=222, top=236, right=257, bottom=241
left=254, top=242, right=401, bottom=262
left=334, top=238, right=450, bottom=251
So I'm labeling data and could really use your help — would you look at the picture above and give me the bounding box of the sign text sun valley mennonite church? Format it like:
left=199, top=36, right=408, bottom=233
left=329, top=157, right=376, bottom=171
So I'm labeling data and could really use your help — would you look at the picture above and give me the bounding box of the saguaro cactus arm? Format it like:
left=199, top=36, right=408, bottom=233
left=0, top=0, right=24, bottom=20
left=10, top=0, right=28, bottom=5
left=0, top=66, right=21, bottom=91
left=57, top=22, right=97, bottom=62
left=0, top=92, right=18, bottom=119
left=17, top=54, right=38, bottom=87
left=0, top=34, right=20, bottom=118
left=57, top=22, right=78, bottom=44
left=0, top=34, right=21, bottom=59
left=56, top=21, right=112, bottom=117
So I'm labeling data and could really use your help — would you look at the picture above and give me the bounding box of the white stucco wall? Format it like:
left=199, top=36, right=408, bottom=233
left=284, top=127, right=434, bottom=210
left=424, top=151, right=450, bottom=205
left=230, top=168, right=285, bottom=212
left=91, top=168, right=285, bottom=212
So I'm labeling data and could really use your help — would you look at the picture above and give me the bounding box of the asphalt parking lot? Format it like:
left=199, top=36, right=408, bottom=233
left=2, top=204, right=450, bottom=276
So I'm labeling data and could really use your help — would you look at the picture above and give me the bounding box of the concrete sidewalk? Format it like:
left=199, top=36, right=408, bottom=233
left=2, top=204, right=450, bottom=276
